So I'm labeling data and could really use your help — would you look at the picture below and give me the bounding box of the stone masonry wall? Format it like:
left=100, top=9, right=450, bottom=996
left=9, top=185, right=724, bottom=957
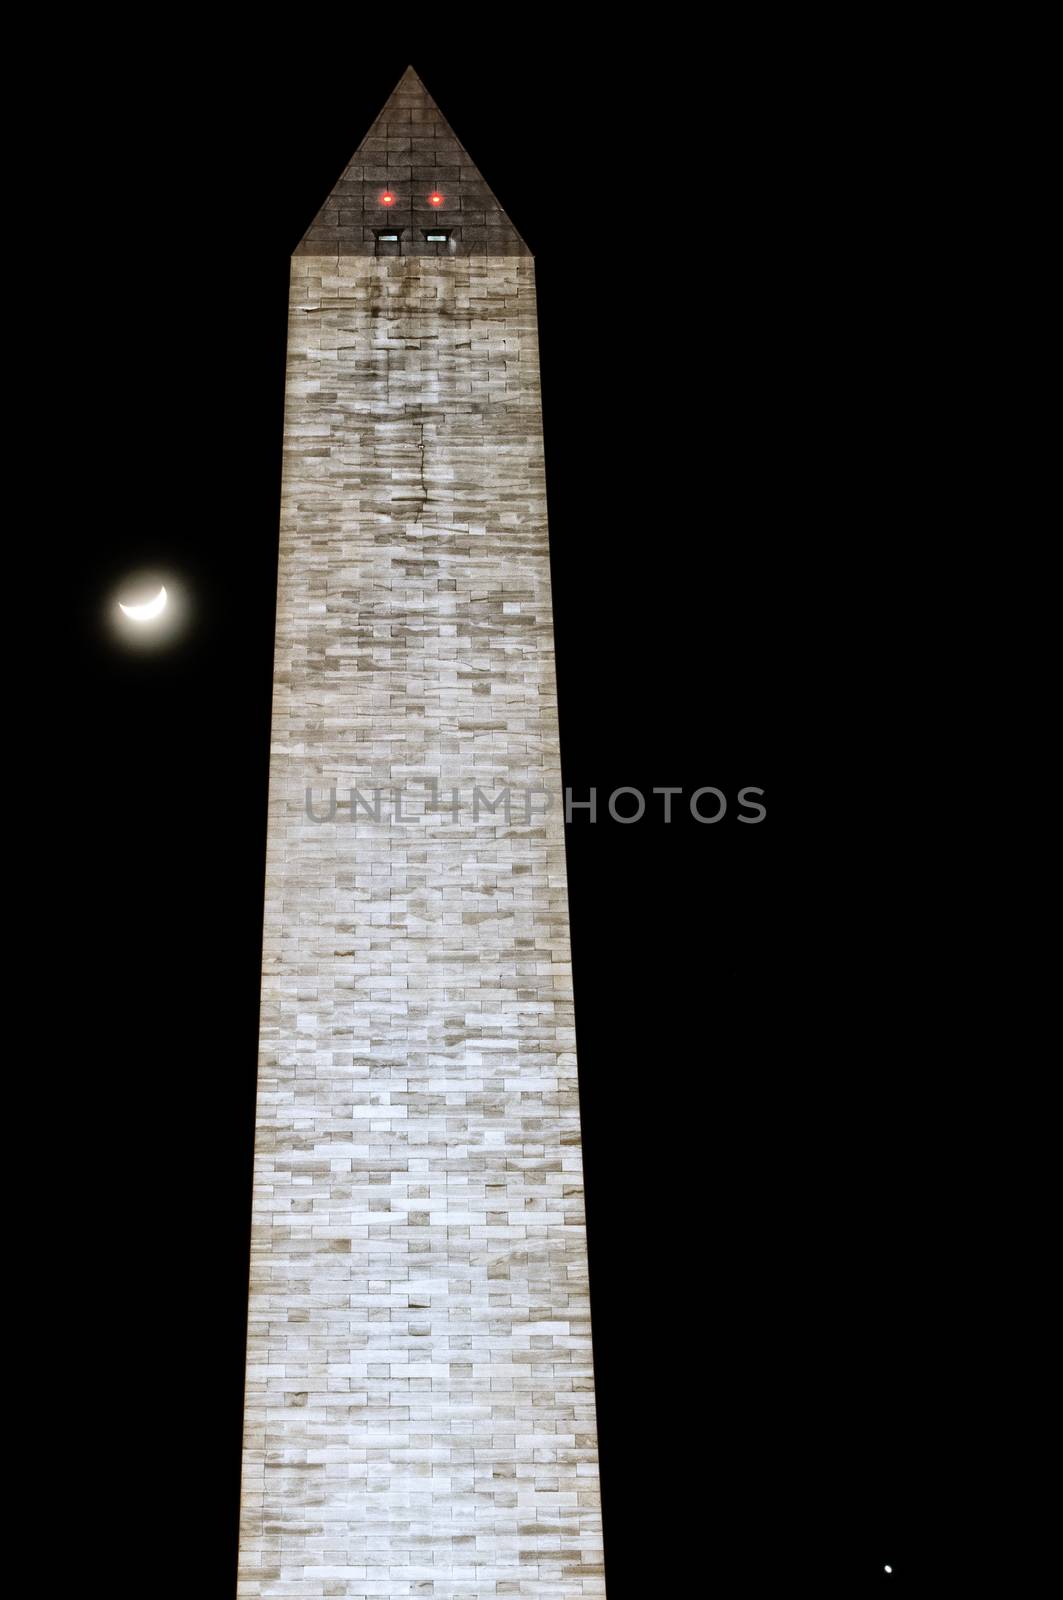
left=235, top=253, right=607, bottom=1600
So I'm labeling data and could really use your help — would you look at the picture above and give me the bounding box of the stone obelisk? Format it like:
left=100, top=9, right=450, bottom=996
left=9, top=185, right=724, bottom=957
left=236, top=65, right=606, bottom=1598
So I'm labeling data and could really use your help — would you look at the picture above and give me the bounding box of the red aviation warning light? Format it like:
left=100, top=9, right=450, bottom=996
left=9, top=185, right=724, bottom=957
left=428, top=191, right=444, bottom=207
left=380, top=190, right=396, bottom=206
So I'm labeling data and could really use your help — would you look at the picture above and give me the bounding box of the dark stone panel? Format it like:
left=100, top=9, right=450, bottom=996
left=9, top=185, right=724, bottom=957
left=292, top=64, right=530, bottom=259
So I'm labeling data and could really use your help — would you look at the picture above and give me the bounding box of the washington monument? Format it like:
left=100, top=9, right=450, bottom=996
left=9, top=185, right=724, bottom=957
left=237, top=66, right=606, bottom=1598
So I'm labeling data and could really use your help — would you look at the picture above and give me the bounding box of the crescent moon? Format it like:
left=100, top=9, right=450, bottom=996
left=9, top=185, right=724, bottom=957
left=119, top=585, right=168, bottom=621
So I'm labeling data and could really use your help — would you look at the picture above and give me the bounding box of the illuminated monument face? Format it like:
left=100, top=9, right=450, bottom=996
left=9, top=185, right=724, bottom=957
left=236, top=66, right=606, bottom=1597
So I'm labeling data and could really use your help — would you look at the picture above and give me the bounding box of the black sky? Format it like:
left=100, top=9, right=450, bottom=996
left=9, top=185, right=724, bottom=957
left=47, top=25, right=994, bottom=1594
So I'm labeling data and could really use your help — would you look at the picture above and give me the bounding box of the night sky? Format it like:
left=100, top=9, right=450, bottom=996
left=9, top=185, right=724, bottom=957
left=54, top=26, right=987, bottom=1594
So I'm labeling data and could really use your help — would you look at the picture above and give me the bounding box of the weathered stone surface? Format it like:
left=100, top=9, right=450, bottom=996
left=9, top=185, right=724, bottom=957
left=293, top=67, right=531, bottom=260
left=236, top=242, right=606, bottom=1596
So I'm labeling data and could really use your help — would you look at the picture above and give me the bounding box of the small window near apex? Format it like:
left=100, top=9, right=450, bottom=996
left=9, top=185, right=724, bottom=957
left=373, top=227, right=404, bottom=243
left=422, top=229, right=451, bottom=244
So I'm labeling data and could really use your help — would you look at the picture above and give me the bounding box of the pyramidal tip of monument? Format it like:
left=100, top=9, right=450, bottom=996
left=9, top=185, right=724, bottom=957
left=293, top=63, right=531, bottom=258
